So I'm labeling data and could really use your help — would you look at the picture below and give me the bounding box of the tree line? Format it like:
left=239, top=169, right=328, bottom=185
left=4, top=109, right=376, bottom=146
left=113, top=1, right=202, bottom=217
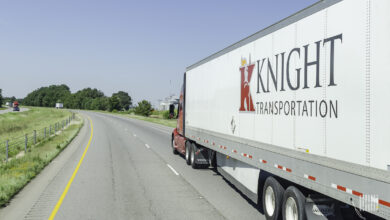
left=0, top=89, right=3, bottom=107
left=1, top=84, right=154, bottom=116
left=22, top=84, right=132, bottom=112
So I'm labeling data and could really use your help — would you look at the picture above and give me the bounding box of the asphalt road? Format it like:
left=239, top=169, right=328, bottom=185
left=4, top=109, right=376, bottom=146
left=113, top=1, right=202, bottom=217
left=0, top=111, right=265, bottom=220
left=0, top=106, right=29, bottom=114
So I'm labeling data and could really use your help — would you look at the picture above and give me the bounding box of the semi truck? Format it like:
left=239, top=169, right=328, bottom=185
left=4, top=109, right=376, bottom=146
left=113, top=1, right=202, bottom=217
left=171, top=0, right=390, bottom=219
left=13, top=101, right=19, bottom=111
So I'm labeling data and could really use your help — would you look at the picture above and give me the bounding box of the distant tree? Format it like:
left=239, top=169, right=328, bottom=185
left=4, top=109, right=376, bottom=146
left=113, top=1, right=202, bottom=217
left=21, top=85, right=132, bottom=112
left=3, top=96, right=17, bottom=104
left=134, top=100, right=152, bottom=117
left=23, top=84, right=71, bottom=107
left=112, top=91, right=132, bottom=110
left=9, top=96, right=16, bottom=102
left=0, top=89, right=3, bottom=107
left=91, top=97, right=109, bottom=111
left=64, top=87, right=105, bottom=109
left=108, top=96, right=121, bottom=112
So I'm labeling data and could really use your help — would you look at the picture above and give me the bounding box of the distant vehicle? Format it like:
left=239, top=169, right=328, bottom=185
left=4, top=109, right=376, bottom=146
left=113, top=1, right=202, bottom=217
left=56, top=103, right=63, bottom=109
left=13, top=101, right=19, bottom=111
left=5, top=102, right=13, bottom=107
left=171, top=0, right=390, bottom=219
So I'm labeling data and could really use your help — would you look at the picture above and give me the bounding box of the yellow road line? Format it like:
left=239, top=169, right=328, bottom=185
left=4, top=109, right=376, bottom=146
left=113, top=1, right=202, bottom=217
left=48, top=116, right=94, bottom=220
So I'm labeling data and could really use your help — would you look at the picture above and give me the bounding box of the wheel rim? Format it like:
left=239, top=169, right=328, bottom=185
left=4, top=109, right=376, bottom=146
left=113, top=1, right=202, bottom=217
left=186, top=145, right=189, bottom=160
left=172, top=140, right=175, bottom=150
left=191, top=146, right=195, bottom=164
left=265, top=186, right=276, bottom=216
left=285, top=197, right=298, bottom=220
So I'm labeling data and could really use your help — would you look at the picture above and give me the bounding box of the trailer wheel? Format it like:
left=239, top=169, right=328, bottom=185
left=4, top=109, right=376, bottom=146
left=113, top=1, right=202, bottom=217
left=263, top=177, right=284, bottom=220
left=171, top=137, right=178, bottom=155
left=185, top=141, right=191, bottom=165
left=282, top=186, right=306, bottom=220
left=190, top=143, right=199, bottom=169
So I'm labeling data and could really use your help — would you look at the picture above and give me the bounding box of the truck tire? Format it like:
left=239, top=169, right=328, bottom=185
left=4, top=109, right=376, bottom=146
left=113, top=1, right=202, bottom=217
left=282, top=186, right=306, bottom=220
left=191, top=142, right=199, bottom=169
left=185, top=141, right=191, bottom=165
left=171, top=137, right=178, bottom=155
left=263, top=177, right=285, bottom=220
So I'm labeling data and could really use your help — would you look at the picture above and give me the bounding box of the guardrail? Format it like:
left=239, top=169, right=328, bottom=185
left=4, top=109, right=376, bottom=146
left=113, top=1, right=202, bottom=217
left=0, top=113, right=76, bottom=163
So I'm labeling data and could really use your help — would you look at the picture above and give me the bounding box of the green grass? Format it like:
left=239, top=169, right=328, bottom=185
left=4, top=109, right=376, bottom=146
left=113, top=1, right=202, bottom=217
left=0, top=107, right=72, bottom=152
left=93, top=110, right=177, bottom=128
left=123, top=113, right=177, bottom=128
left=0, top=107, right=74, bottom=160
left=0, top=107, right=6, bottom=110
left=0, top=116, right=83, bottom=206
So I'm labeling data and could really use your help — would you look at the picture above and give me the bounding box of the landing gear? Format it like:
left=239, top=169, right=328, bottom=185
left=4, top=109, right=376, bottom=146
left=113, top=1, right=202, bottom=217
left=209, top=150, right=217, bottom=169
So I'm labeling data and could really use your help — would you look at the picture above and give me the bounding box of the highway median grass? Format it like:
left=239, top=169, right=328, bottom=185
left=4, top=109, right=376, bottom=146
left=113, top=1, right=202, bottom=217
left=0, top=107, right=73, bottom=159
left=0, top=115, right=83, bottom=206
left=0, top=107, right=71, bottom=140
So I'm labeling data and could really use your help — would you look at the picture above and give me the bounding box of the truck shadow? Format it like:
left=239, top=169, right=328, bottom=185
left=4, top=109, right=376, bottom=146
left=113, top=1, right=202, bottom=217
left=209, top=167, right=265, bottom=215
left=177, top=154, right=265, bottom=215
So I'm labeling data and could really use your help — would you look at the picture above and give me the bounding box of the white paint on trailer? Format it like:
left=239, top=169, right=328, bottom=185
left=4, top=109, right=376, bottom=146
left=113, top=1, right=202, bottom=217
left=216, top=152, right=259, bottom=194
left=185, top=0, right=390, bottom=171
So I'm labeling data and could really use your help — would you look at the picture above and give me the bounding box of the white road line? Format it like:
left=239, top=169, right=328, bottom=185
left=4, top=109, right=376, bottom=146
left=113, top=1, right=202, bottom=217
left=145, top=144, right=150, bottom=149
left=167, top=164, right=179, bottom=176
left=133, top=134, right=137, bottom=137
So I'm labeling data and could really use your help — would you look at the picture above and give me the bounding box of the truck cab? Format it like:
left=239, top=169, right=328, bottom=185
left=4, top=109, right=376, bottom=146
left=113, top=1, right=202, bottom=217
left=171, top=85, right=186, bottom=155
left=13, top=101, right=19, bottom=111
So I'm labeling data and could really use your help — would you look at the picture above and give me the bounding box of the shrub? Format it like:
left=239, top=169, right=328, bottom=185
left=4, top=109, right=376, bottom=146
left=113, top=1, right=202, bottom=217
left=162, top=110, right=169, bottom=119
left=134, top=100, right=152, bottom=117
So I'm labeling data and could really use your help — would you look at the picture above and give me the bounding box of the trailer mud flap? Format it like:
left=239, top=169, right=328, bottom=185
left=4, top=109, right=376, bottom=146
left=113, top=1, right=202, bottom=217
left=305, top=197, right=342, bottom=220
left=194, top=145, right=209, bottom=165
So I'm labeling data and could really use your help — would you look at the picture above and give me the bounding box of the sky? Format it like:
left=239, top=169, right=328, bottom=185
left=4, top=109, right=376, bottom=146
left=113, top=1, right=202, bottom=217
left=0, top=0, right=318, bottom=105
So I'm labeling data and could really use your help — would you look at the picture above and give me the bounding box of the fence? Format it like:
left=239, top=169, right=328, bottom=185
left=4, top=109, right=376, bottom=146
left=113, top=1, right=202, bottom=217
left=0, top=113, right=76, bottom=163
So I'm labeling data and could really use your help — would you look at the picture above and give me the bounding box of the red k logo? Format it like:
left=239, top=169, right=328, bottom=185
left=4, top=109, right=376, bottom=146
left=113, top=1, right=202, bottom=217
left=239, top=58, right=255, bottom=112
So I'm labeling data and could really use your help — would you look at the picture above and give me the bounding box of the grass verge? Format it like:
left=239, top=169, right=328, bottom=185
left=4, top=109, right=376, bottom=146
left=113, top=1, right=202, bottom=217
left=119, top=113, right=176, bottom=128
left=0, top=107, right=72, bottom=140
left=0, top=115, right=83, bottom=206
left=0, top=107, right=73, bottom=159
left=93, top=110, right=177, bottom=128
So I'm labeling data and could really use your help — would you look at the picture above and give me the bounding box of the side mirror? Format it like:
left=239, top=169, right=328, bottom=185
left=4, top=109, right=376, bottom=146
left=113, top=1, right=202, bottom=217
left=169, top=104, right=175, bottom=119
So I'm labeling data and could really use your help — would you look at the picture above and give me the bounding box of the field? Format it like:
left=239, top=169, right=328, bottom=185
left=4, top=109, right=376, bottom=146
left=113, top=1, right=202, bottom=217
left=0, top=107, right=72, bottom=140
left=0, top=117, right=83, bottom=206
left=0, top=107, right=74, bottom=160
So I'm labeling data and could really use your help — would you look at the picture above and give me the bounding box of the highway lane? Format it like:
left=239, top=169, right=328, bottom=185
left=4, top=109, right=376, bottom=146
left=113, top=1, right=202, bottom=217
left=0, top=106, right=29, bottom=114
left=0, top=111, right=265, bottom=219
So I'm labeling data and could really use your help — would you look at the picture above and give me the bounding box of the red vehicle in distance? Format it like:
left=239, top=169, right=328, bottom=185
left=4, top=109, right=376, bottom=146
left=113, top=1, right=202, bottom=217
left=13, top=101, right=20, bottom=111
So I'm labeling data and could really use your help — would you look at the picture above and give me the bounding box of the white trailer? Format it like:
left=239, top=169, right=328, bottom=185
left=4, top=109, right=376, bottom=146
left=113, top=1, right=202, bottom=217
left=55, top=103, right=63, bottom=109
left=176, top=0, right=390, bottom=219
